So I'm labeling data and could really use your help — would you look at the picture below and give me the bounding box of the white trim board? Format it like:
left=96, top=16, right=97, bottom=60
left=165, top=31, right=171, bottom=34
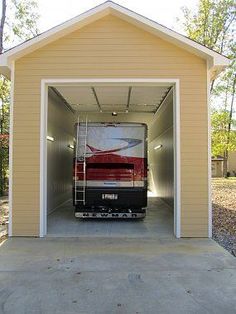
left=0, top=1, right=229, bottom=79
left=40, top=78, right=181, bottom=238
left=173, top=81, right=181, bottom=238
left=40, top=82, right=48, bottom=237
left=8, top=61, right=15, bottom=237
left=207, top=62, right=212, bottom=238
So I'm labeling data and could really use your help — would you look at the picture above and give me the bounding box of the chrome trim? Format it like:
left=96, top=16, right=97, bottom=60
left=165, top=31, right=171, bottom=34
left=75, top=180, right=145, bottom=187
left=75, top=212, right=145, bottom=219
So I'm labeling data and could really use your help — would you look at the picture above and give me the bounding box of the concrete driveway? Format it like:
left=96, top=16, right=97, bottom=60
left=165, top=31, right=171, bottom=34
left=0, top=236, right=235, bottom=314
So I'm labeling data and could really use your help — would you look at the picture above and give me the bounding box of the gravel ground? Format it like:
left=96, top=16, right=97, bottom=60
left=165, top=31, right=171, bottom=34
left=0, top=196, right=8, bottom=242
left=1, top=182, right=236, bottom=256
left=0, top=196, right=8, bottom=226
left=212, top=178, right=236, bottom=257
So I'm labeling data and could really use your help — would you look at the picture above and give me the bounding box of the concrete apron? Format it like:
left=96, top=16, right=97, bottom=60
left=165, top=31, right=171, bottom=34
left=0, top=236, right=235, bottom=314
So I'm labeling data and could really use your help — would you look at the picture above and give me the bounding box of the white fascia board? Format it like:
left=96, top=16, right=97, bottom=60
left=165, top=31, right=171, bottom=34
left=0, top=65, right=11, bottom=79
left=0, top=54, right=10, bottom=78
left=214, top=54, right=231, bottom=66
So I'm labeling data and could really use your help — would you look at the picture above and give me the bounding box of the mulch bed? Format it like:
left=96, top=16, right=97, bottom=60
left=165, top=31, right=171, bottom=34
left=0, top=197, right=8, bottom=241
left=0, top=197, right=8, bottom=226
left=212, top=179, right=236, bottom=256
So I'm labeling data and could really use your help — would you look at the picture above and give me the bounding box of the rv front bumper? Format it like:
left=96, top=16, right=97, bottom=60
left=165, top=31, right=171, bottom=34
left=75, top=211, right=146, bottom=219
left=73, top=187, right=147, bottom=208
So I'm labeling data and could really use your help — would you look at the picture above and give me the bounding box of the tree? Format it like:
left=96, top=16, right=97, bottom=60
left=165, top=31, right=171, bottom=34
left=180, top=0, right=236, bottom=177
left=0, top=0, right=7, bottom=53
left=0, top=75, right=10, bottom=195
left=3, top=0, right=39, bottom=49
left=0, top=0, right=39, bottom=195
left=211, top=110, right=236, bottom=157
left=0, top=0, right=7, bottom=195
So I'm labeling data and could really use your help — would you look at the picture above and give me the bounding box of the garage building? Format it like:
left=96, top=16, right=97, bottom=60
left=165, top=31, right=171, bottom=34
left=0, top=1, right=229, bottom=237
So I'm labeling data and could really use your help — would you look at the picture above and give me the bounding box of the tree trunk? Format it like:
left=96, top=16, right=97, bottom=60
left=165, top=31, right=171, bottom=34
left=224, top=73, right=236, bottom=178
left=0, top=0, right=7, bottom=195
left=223, top=151, right=228, bottom=178
left=0, top=104, right=3, bottom=196
left=0, top=0, right=7, bottom=53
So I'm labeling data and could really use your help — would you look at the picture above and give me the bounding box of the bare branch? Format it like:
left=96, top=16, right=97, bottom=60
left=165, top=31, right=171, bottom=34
left=0, top=0, right=7, bottom=53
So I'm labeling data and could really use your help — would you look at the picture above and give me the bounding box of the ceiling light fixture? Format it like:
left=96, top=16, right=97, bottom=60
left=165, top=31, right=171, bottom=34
left=47, top=136, right=55, bottom=142
left=68, top=144, right=74, bottom=150
left=154, top=144, right=163, bottom=150
left=112, top=112, right=117, bottom=116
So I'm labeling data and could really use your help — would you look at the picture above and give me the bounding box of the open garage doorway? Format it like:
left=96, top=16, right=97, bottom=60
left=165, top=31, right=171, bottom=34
left=40, top=79, right=180, bottom=238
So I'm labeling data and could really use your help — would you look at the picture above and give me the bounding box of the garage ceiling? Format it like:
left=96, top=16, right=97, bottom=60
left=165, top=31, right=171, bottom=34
left=54, top=85, right=172, bottom=113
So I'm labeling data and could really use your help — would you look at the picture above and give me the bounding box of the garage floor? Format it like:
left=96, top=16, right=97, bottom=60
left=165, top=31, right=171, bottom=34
left=47, top=197, right=173, bottom=238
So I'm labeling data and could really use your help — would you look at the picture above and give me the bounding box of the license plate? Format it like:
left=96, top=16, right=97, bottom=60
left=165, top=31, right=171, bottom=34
left=102, top=194, right=118, bottom=200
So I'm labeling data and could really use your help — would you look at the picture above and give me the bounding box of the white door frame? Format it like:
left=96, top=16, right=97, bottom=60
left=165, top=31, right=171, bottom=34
left=40, top=78, right=181, bottom=238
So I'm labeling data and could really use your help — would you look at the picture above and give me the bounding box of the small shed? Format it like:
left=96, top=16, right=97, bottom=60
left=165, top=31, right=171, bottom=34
left=0, top=1, right=229, bottom=237
left=212, top=153, right=236, bottom=177
left=228, top=152, right=236, bottom=176
left=211, top=157, right=224, bottom=177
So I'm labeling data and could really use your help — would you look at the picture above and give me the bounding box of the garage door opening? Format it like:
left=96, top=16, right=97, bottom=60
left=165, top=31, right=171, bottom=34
left=40, top=79, right=180, bottom=238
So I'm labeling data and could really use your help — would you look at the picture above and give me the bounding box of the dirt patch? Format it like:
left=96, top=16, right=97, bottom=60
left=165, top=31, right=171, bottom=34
left=0, top=234, right=7, bottom=245
left=0, top=197, right=9, bottom=225
left=0, top=197, right=9, bottom=240
left=212, top=178, right=236, bottom=256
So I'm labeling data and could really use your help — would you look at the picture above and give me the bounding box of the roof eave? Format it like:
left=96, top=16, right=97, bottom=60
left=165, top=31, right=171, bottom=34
left=0, top=66, right=10, bottom=79
left=0, top=56, right=11, bottom=79
left=0, top=1, right=230, bottom=80
left=210, top=55, right=231, bottom=80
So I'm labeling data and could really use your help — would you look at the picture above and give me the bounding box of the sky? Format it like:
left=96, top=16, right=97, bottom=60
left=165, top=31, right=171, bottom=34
left=36, top=0, right=199, bottom=33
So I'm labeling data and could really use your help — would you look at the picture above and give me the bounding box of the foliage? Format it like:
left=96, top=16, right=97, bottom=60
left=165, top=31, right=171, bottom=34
left=180, top=0, right=236, bottom=171
left=181, top=0, right=235, bottom=94
left=0, top=0, right=39, bottom=195
left=4, top=0, right=39, bottom=48
left=181, top=0, right=235, bottom=52
left=211, top=110, right=236, bottom=157
left=0, top=78, right=10, bottom=194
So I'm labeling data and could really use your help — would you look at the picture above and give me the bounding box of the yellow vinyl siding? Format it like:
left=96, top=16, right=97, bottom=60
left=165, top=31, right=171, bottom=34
left=13, top=14, right=208, bottom=237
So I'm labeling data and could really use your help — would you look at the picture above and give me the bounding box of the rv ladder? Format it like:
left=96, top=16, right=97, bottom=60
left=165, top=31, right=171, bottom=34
left=74, top=117, right=88, bottom=205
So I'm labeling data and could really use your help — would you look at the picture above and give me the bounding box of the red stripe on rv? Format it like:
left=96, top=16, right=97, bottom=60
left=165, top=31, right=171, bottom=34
left=74, top=154, right=147, bottom=182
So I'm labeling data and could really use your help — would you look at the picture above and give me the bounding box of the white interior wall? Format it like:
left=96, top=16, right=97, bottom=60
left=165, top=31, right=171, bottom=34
left=149, top=91, right=174, bottom=208
left=47, top=89, right=76, bottom=213
left=47, top=88, right=174, bottom=213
